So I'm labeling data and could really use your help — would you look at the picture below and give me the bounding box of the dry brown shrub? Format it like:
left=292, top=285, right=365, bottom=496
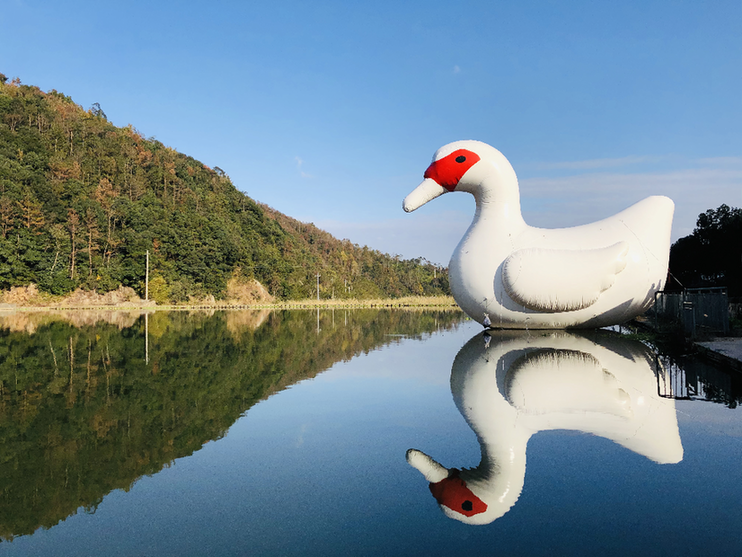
left=1, top=284, right=46, bottom=306
left=57, top=286, right=142, bottom=307
left=226, top=276, right=274, bottom=305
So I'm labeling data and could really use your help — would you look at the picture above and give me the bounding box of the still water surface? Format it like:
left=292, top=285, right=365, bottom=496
left=0, top=309, right=740, bottom=556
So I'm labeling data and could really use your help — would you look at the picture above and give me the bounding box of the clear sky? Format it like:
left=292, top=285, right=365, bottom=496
left=2, top=0, right=740, bottom=265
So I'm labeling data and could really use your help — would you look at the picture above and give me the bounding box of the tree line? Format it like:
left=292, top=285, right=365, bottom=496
left=0, top=73, right=449, bottom=302
left=669, top=204, right=741, bottom=297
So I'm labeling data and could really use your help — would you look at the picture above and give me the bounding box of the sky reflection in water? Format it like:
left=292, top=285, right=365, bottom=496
left=0, top=311, right=740, bottom=556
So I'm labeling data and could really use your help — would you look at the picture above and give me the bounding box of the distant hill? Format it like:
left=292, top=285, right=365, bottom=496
left=0, top=73, right=448, bottom=302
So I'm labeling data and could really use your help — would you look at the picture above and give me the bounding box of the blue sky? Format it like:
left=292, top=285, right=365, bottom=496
left=2, top=0, right=740, bottom=265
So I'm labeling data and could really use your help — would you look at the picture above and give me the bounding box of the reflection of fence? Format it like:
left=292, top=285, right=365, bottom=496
left=652, top=288, right=730, bottom=337
left=656, top=353, right=738, bottom=407
left=656, top=355, right=701, bottom=400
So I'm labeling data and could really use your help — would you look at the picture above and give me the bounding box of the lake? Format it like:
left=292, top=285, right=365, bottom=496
left=0, top=309, right=740, bottom=556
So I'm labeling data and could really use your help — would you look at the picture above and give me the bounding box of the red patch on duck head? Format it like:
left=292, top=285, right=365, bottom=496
left=428, top=470, right=488, bottom=517
left=423, top=149, right=480, bottom=191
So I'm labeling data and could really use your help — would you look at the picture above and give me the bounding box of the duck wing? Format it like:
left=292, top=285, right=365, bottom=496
left=502, top=242, right=629, bottom=312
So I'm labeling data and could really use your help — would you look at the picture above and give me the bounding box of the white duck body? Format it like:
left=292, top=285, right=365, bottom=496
left=404, top=141, right=674, bottom=329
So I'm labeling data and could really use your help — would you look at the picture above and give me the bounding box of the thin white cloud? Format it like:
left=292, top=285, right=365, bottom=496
left=530, top=155, right=664, bottom=171
left=696, top=156, right=742, bottom=167
left=453, top=65, right=461, bottom=74
left=294, top=156, right=313, bottom=178
left=521, top=166, right=742, bottom=197
left=520, top=164, right=742, bottom=241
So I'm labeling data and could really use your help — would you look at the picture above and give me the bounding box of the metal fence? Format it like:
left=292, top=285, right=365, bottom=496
left=652, top=287, right=730, bottom=337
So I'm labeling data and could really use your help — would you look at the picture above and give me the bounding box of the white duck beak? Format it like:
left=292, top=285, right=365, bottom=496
left=406, top=449, right=449, bottom=483
left=403, top=178, right=447, bottom=213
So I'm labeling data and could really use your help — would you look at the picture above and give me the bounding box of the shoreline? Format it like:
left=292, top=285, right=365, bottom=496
left=0, top=296, right=460, bottom=312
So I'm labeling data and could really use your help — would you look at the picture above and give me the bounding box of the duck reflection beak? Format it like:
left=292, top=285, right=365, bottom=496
left=406, top=448, right=449, bottom=482
left=403, top=178, right=447, bottom=213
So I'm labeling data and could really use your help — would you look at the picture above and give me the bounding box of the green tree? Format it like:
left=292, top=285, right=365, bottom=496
left=669, top=204, right=742, bottom=296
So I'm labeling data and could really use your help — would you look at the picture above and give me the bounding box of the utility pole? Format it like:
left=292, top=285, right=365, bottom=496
left=145, top=312, right=149, bottom=364
left=145, top=250, right=150, bottom=301
left=316, top=273, right=320, bottom=301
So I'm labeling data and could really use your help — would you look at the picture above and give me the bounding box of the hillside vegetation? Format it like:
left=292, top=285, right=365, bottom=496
left=0, top=74, right=448, bottom=302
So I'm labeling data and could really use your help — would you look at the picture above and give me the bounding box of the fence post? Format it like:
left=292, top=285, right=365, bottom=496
left=682, top=295, right=695, bottom=338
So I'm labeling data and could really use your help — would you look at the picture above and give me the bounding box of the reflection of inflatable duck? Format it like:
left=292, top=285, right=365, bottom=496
left=406, top=330, right=683, bottom=525
left=403, top=141, right=674, bottom=328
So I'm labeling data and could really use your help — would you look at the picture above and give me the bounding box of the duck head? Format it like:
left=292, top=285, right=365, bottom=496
left=406, top=448, right=508, bottom=525
left=403, top=140, right=519, bottom=213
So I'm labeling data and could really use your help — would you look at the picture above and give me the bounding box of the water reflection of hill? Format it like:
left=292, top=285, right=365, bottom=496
left=0, top=309, right=464, bottom=540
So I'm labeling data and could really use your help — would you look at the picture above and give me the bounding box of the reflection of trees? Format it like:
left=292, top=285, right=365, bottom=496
left=0, top=309, right=464, bottom=540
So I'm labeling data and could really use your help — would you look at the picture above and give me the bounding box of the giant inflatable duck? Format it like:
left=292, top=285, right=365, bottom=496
left=403, top=141, right=674, bottom=329
left=406, top=330, right=683, bottom=525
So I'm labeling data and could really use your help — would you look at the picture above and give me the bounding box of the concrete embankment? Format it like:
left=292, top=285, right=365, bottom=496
left=631, top=316, right=742, bottom=373
left=694, top=338, right=742, bottom=373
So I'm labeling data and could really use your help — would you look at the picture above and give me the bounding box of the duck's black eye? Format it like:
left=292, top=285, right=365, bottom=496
left=462, top=500, right=473, bottom=511
left=455, top=155, right=466, bottom=163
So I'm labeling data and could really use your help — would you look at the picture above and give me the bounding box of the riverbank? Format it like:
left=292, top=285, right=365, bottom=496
left=0, top=289, right=459, bottom=312
left=629, top=316, right=742, bottom=374
left=694, top=338, right=742, bottom=373
left=0, top=295, right=461, bottom=333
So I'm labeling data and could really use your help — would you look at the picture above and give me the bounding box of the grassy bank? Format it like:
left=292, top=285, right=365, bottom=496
left=0, top=291, right=459, bottom=312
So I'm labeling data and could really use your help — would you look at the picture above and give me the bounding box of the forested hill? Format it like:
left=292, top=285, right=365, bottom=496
left=0, top=74, right=448, bottom=302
